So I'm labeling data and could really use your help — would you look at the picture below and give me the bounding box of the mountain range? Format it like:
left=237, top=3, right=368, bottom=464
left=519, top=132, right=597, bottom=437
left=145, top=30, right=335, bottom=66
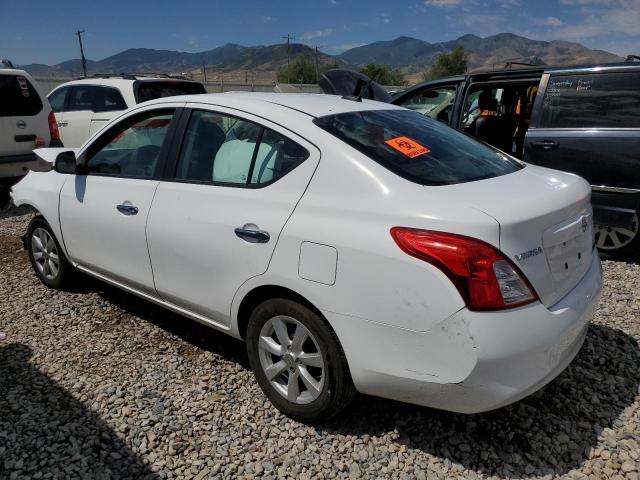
left=21, top=33, right=623, bottom=80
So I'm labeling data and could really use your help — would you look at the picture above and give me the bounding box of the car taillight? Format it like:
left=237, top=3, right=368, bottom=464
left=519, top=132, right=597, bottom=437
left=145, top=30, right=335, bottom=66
left=390, top=227, right=537, bottom=311
left=48, top=111, right=60, bottom=141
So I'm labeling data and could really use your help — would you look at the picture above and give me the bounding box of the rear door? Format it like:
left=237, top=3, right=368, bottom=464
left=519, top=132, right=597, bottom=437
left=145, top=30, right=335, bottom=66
left=525, top=69, right=640, bottom=188
left=62, top=84, right=102, bottom=147
left=524, top=69, right=640, bottom=229
left=89, top=86, right=128, bottom=137
left=146, top=105, right=319, bottom=326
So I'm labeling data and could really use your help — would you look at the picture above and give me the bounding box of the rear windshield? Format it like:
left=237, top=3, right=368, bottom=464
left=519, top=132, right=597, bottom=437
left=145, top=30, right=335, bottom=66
left=135, top=81, right=206, bottom=103
left=314, top=109, right=522, bottom=186
left=0, top=74, right=43, bottom=117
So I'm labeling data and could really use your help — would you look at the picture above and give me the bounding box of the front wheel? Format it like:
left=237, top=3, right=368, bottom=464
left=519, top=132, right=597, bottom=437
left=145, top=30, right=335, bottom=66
left=26, top=217, right=73, bottom=288
left=246, top=298, right=356, bottom=423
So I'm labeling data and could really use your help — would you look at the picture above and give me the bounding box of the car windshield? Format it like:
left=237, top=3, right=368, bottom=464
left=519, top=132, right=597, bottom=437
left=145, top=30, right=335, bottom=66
left=314, top=109, right=523, bottom=186
left=135, top=81, right=206, bottom=103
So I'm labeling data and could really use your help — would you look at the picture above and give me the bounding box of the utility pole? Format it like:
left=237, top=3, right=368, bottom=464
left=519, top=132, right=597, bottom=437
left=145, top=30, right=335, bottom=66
left=202, top=62, right=207, bottom=82
left=313, top=45, right=324, bottom=83
left=281, top=34, right=295, bottom=83
left=76, top=29, right=87, bottom=77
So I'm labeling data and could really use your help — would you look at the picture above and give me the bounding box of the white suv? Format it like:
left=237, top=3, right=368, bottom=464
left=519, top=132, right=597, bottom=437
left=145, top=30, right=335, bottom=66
left=0, top=64, right=61, bottom=188
left=47, top=74, right=206, bottom=147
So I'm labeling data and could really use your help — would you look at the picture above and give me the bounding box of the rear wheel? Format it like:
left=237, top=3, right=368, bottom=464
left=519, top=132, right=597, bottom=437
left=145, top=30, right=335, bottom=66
left=595, top=213, right=640, bottom=258
left=246, top=298, right=356, bottom=423
left=26, top=217, right=73, bottom=288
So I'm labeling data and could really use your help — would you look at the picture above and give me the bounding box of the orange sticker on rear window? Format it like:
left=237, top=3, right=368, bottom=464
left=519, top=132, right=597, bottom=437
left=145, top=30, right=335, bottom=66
left=385, top=136, right=430, bottom=158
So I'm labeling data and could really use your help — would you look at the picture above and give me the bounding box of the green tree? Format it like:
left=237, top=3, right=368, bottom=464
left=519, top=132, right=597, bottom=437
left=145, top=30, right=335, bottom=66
left=424, top=46, right=468, bottom=80
left=277, top=55, right=317, bottom=84
left=359, top=64, right=407, bottom=86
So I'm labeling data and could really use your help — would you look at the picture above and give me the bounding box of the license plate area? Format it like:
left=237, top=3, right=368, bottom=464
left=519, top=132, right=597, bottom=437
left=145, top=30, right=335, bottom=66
left=543, top=213, right=592, bottom=282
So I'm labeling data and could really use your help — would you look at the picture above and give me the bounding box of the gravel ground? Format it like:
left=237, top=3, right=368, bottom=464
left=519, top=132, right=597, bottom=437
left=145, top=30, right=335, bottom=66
left=1, top=207, right=639, bottom=480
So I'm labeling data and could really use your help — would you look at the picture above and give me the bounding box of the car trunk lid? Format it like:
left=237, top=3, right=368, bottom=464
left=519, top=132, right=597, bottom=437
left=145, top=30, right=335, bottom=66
left=429, top=165, right=594, bottom=307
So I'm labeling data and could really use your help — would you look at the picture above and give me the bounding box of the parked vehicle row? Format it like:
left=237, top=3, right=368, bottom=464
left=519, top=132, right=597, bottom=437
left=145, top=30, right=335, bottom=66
left=12, top=93, right=602, bottom=422
left=321, top=60, right=640, bottom=256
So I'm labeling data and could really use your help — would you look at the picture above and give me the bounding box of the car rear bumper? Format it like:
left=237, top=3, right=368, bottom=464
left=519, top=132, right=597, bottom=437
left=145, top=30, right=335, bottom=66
left=326, top=250, right=602, bottom=413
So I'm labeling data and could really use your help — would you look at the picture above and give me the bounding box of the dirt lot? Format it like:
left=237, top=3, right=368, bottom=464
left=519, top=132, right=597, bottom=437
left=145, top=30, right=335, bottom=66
left=1, top=207, right=639, bottom=480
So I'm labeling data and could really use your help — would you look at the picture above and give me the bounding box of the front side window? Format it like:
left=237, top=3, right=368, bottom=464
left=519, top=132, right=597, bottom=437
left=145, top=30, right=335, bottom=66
left=175, top=110, right=308, bottom=186
left=0, top=74, right=43, bottom=117
left=85, top=110, right=174, bottom=178
left=48, top=87, right=68, bottom=113
left=540, top=71, right=640, bottom=128
left=314, top=109, right=522, bottom=186
left=396, top=86, right=456, bottom=123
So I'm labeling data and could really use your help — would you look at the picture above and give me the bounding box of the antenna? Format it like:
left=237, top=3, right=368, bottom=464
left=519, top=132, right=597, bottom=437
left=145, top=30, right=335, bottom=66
left=76, top=29, right=88, bottom=77
left=282, top=34, right=295, bottom=83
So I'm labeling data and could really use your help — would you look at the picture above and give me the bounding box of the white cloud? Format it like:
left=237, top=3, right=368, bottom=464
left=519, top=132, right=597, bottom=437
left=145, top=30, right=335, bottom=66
left=423, top=0, right=464, bottom=7
left=300, top=28, right=334, bottom=41
left=534, top=16, right=564, bottom=26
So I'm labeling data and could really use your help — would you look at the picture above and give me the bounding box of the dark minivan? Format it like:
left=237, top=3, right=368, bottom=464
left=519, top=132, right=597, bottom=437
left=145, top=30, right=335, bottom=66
left=322, top=61, right=640, bottom=256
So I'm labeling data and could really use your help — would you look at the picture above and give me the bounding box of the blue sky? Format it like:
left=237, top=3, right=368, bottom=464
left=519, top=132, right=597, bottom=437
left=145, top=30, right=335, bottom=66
left=2, top=0, right=638, bottom=65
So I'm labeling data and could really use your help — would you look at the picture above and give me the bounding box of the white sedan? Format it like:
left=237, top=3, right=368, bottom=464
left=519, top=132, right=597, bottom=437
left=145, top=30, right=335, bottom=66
left=12, top=93, right=602, bottom=422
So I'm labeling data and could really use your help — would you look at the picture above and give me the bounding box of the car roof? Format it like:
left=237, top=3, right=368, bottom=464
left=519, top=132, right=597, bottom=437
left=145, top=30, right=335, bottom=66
left=148, top=92, right=404, bottom=118
left=0, top=68, right=32, bottom=77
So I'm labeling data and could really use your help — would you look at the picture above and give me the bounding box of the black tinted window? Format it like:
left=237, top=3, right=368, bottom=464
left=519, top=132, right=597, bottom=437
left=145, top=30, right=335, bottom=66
left=540, top=71, right=640, bottom=128
left=314, top=109, right=522, bottom=186
left=176, top=110, right=308, bottom=186
left=48, top=87, right=68, bottom=113
left=97, top=87, right=127, bottom=112
left=68, top=86, right=100, bottom=112
left=135, top=81, right=206, bottom=103
left=86, top=110, right=174, bottom=178
left=0, top=74, right=43, bottom=117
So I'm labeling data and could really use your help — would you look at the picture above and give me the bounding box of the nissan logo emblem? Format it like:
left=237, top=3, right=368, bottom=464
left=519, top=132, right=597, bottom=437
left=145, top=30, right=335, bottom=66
left=16, top=120, right=26, bottom=129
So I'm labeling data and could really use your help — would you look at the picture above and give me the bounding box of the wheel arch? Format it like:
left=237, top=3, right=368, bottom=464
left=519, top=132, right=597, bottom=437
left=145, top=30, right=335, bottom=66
left=235, top=284, right=326, bottom=341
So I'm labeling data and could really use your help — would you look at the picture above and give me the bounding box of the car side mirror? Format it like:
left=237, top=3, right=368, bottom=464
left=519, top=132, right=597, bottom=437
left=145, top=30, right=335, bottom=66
left=54, top=151, right=77, bottom=174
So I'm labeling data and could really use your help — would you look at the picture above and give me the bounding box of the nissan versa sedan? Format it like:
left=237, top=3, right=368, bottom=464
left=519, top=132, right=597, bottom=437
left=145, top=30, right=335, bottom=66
left=12, top=93, right=602, bottom=422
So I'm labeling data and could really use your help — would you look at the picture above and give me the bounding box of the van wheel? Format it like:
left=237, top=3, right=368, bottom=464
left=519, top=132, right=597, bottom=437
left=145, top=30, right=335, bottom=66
left=26, top=217, right=73, bottom=288
left=595, top=213, right=640, bottom=258
left=246, top=298, right=356, bottom=423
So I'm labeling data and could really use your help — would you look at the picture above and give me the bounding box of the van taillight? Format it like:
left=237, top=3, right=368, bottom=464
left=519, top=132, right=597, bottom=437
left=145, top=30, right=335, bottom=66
left=48, top=111, right=60, bottom=141
left=390, top=227, right=538, bottom=311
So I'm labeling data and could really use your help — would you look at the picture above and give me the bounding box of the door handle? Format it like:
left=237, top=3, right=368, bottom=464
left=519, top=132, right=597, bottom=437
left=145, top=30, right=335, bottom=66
left=116, top=204, right=139, bottom=215
left=530, top=140, right=559, bottom=152
left=235, top=227, right=270, bottom=244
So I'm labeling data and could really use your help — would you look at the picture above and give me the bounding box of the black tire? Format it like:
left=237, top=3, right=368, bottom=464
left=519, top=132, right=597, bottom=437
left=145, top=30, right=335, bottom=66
left=26, top=216, right=73, bottom=289
left=246, top=298, right=357, bottom=423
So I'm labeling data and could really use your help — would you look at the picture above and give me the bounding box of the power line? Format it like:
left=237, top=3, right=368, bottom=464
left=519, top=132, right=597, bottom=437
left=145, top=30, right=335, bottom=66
left=313, top=45, right=324, bottom=83
left=282, top=34, right=295, bottom=83
left=76, top=29, right=87, bottom=77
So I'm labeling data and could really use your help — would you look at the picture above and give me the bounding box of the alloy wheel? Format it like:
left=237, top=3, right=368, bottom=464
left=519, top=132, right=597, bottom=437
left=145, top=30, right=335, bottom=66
left=257, top=315, right=326, bottom=405
left=595, top=214, right=639, bottom=250
left=31, top=227, right=60, bottom=281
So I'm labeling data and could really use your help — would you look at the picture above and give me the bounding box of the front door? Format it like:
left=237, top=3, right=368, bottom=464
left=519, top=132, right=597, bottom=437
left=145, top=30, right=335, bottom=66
left=59, top=107, right=179, bottom=293
left=146, top=107, right=320, bottom=325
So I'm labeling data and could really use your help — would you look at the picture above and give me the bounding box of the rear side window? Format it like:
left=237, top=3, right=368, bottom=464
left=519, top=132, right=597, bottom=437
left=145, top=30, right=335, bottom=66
left=314, top=109, right=522, bottom=186
left=540, top=71, right=640, bottom=128
left=68, top=86, right=100, bottom=112
left=135, top=81, right=206, bottom=103
left=0, top=74, right=43, bottom=117
left=97, top=87, right=127, bottom=112
left=175, top=110, right=308, bottom=186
